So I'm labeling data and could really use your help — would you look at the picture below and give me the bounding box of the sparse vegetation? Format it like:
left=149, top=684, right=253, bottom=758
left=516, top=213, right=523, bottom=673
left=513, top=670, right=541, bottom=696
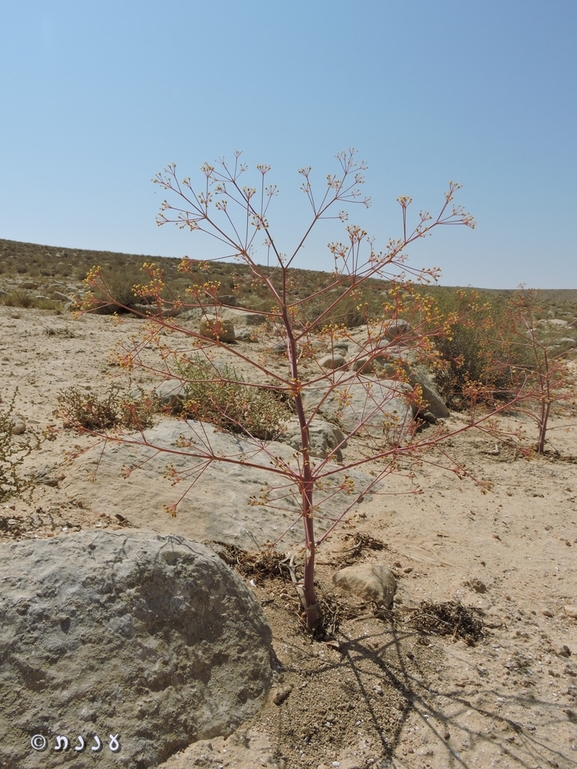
left=417, top=286, right=577, bottom=415
left=502, top=289, right=577, bottom=453
left=0, top=392, right=34, bottom=503
left=0, top=288, right=63, bottom=311
left=55, top=385, right=155, bottom=431
left=176, top=356, right=290, bottom=441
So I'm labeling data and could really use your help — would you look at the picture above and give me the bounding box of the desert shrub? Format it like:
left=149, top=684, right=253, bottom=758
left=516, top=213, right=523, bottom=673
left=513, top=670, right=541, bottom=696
left=0, top=289, right=65, bottom=311
left=501, top=290, right=577, bottom=452
left=177, top=356, right=290, bottom=441
left=0, top=392, right=34, bottom=502
left=301, top=287, right=373, bottom=329
left=1, top=289, right=37, bottom=308
left=86, top=264, right=157, bottom=314
left=44, top=326, right=77, bottom=338
left=56, top=386, right=155, bottom=431
left=418, top=289, right=516, bottom=409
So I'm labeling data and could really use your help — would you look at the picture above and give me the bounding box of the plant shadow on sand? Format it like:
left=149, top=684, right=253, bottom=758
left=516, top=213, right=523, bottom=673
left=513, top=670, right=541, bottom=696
left=230, top=557, right=577, bottom=769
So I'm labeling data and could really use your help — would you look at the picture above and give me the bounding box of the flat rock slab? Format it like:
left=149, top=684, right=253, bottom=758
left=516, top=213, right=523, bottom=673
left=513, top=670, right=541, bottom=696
left=62, top=420, right=375, bottom=549
left=302, top=377, right=413, bottom=443
left=0, top=531, right=272, bottom=768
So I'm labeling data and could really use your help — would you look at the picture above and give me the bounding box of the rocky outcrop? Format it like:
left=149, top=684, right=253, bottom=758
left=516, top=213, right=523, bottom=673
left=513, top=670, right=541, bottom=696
left=279, top=417, right=347, bottom=460
left=371, top=346, right=449, bottom=419
left=62, top=420, right=376, bottom=549
left=152, top=379, right=188, bottom=410
left=0, top=531, right=272, bottom=769
left=301, top=377, right=414, bottom=443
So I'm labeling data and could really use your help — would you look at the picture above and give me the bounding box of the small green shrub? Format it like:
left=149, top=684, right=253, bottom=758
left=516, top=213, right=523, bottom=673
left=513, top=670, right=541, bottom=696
left=56, top=385, right=155, bottom=431
left=177, top=356, right=290, bottom=440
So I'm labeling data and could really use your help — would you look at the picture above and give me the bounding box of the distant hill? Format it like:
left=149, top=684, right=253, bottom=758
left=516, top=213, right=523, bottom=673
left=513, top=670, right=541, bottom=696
left=1, top=237, right=577, bottom=312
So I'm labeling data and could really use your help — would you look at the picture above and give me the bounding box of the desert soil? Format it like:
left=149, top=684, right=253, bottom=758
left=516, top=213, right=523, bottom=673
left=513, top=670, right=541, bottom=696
left=1, top=304, right=577, bottom=769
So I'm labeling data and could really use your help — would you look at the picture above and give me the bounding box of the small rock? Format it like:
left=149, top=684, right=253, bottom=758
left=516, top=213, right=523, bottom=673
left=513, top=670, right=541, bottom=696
left=379, top=319, right=412, bottom=343
left=351, top=356, right=375, bottom=374
left=272, top=685, right=293, bottom=705
left=538, top=318, right=568, bottom=327
left=52, top=290, right=73, bottom=302
left=564, top=606, right=577, bottom=619
left=8, top=416, right=26, bottom=435
left=542, top=609, right=554, bottom=618
left=177, top=308, right=204, bottom=321
left=332, top=564, right=396, bottom=609
left=152, top=378, right=187, bottom=409
left=319, top=354, right=347, bottom=370
left=554, top=644, right=572, bottom=658
left=219, top=307, right=266, bottom=327
left=235, top=328, right=255, bottom=342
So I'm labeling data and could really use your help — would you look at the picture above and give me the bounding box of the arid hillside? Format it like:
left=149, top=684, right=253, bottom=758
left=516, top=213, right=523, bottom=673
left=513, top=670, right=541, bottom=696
left=1, top=239, right=577, bottom=768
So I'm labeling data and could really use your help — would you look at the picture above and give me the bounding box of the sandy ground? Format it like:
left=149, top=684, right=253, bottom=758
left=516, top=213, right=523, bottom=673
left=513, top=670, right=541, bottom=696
left=1, top=305, right=577, bottom=769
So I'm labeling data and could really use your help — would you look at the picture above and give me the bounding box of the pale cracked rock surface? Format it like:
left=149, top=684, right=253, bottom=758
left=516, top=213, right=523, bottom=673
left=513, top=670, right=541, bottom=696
left=0, top=530, right=272, bottom=769
left=62, top=420, right=375, bottom=549
left=302, top=377, right=413, bottom=443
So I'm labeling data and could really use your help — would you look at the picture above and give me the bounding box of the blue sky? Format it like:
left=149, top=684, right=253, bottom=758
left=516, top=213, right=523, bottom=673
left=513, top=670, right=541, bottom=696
left=1, top=0, right=575, bottom=288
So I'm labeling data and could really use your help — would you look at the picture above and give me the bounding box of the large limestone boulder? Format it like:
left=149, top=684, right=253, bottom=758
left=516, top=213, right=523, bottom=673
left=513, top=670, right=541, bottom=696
left=62, top=420, right=375, bottom=549
left=301, top=377, right=414, bottom=444
left=372, top=347, right=449, bottom=419
left=0, top=531, right=272, bottom=769
left=279, top=417, right=347, bottom=460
